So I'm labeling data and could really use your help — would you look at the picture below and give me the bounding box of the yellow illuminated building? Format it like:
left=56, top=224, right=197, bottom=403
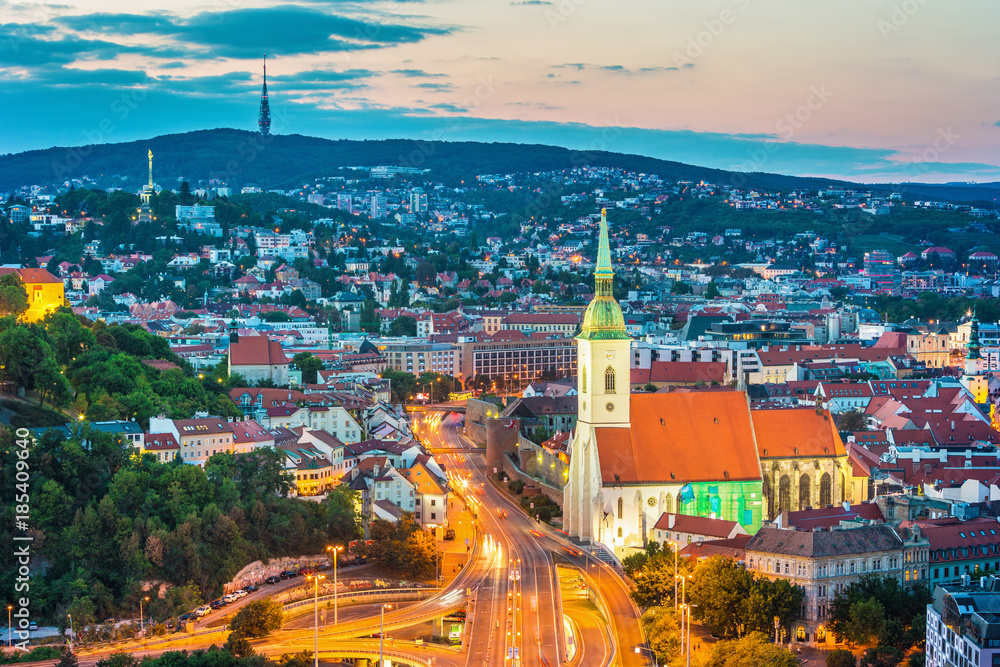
left=0, top=268, right=65, bottom=322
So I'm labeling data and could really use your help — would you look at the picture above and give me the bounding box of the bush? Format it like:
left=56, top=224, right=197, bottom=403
left=0, top=646, right=63, bottom=665
left=224, top=635, right=255, bottom=658
left=508, top=480, right=525, bottom=494
left=827, top=649, right=857, bottom=667
left=228, top=600, right=283, bottom=640
left=859, top=646, right=903, bottom=667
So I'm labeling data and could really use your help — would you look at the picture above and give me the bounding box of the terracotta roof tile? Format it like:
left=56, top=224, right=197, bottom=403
left=751, top=408, right=846, bottom=459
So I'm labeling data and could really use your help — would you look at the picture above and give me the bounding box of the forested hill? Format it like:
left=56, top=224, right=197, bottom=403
left=4, top=128, right=998, bottom=203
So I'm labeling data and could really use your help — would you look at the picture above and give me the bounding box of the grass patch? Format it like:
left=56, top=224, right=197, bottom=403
left=0, top=398, right=69, bottom=429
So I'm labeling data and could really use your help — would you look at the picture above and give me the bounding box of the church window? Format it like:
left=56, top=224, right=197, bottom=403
left=605, top=367, right=616, bottom=394
left=582, top=366, right=587, bottom=393
left=617, top=497, right=623, bottom=519
left=820, top=473, right=832, bottom=507
left=617, top=527, right=622, bottom=538
left=664, top=493, right=673, bottom=514
left=799, top=474, right=811, bottom=510
left=779, top=475, right=791, bottom=513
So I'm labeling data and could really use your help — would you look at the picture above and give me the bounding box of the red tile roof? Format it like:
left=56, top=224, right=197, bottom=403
left=229, top=335, right=290, bottom=366
left=653, top=513, right=741, bottom=539
left=751, top=407, right=846, bottom=459
left=0, top=267, right=61, bottom=284
left=594, top=392, right=760, bottom=485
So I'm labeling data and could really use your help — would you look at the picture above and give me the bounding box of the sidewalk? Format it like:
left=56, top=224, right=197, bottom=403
left=437, top=498, right=475, bottom=586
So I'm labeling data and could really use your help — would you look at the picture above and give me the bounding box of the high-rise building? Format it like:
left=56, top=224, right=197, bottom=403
left=258, top=55, right=271, bottom=137
left=863, top=249, right=898, bottom=291
left=369, top=193, right=388, bottom=219
left=410, top=190, right=428, bottom=214
left=336, top=194, right=353, bottom=213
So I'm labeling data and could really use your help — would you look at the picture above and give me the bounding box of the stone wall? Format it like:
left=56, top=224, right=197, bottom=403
left=486, top=417, right=521, bottom=470
left=465, top=397, right=503, bottom=445
left=497, top=452, right=565, bottom=508
left=518, top=434, right=569, bottom=490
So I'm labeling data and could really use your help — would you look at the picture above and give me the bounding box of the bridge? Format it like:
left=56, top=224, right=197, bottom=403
left=406, top=403, right=466, bottom=414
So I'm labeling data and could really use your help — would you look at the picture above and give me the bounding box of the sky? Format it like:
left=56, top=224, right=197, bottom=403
left=1, top=0, right=998, bottom=183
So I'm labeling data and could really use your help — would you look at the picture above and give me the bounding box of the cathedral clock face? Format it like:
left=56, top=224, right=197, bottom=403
left=606, top=350, right=616, bottom=361
left=647, top=497, right=656, bottom=507
left=605, top=402, right=615, bottom=412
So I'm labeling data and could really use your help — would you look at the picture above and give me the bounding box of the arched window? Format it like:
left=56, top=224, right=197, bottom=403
left=779, top=475, right=791, bottom=513
left=799, top=474, right=811, bottom=510
left=617, top=527, right=623, bottom=538
left=581, top=366, right=587, bottom=393
left=663, top=493, right=673, bottom=514
left=820, top=473, right=832, bottom=507
left=763, top=476, right=774, bottom=520
left=617, top=497, right=623, bottom=519
left=605, top=366, right=616, bottom=394
left=796, top=626, right=806, bottom=641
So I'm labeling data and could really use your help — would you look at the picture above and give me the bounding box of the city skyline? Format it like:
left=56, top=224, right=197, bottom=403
left=1, top=0, right=998, bottom=183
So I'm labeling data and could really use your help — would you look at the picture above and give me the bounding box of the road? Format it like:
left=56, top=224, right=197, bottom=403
left=415, top=411, right=651, bottom=667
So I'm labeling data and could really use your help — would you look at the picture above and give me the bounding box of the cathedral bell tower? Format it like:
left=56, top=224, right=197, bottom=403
left=576, top=209, right=631, bottom=428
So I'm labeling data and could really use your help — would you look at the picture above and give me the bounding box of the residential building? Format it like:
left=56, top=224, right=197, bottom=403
left=0, top=267, right=64, bottom=322
left=228, top=331, right=290, bottom=385
left=926, top=580, right=1000, bottom=667
left=148, top=416, right=235, bottom=466
left=746, top=524, right=919, bottom=646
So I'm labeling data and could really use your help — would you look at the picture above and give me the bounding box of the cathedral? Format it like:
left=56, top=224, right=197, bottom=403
left=563, top=211, right=851, bottom=556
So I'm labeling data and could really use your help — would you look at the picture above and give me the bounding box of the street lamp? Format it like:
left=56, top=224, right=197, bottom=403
left=67, top=614, right=73, bottom=651
left=326, top=546, right=343, bottom=625
left=7, top=605, right=11, bottom=648
left=379, top=604, right=392, bottom=666
left=139, top=596, right=150, bottom=636
left=307, top=574, right=326, bottom=667
left=667, top=541, right=679, bottom=609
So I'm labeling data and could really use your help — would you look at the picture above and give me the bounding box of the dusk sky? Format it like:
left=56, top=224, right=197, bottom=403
left=2, top=0, right=998, bottom=183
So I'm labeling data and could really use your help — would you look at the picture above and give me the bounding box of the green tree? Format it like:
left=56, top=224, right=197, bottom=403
left=642, top=607, right=681, bottom=666
left=381, top=368, right=417, bottom=404
left=359, top=299, right=380, bottom=334
left=324, top=484, right=362, bottom=543
left=44, top=310, right=97, bottom=366
left=223, top=634, right=255, bottom=658
left=0, top=273, right=28, bottom=318
left=95, top=653, right=140, bottom=667
left=836, top=410, right=867, bottom=432
left=705, top=280, right=720, bottom=298
left=859, top=646, right=903, bottom=667
left=361, top=515, right=439, bottom=579
left=827, top=649, right=857, bottom=667
left=689, top=556, right=753, bottom=637
left=704, top=632, right=797, bottom=667
left=290, top=352, right=324, bottom=384
left=844, top=598, right=886, bottom=646
left=55, top=648, right=80, bottom=667
left=390, top=315, right=417, bottom=337
left=0, top=325, right=50, bottom=393
left=228, top=599, right=284, bottom=639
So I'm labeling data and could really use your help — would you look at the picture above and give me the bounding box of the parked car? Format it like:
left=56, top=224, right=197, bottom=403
left=210, top=600, right=226, bottom=610
left=224, top=594, right=238, bottom=604
left=195, top=605, right=211, bottom=617
left=246, top=584, right=259, bottom=593
left=178, top=613, right=195, bottom=622
left=265, top=576, right=280, bottom=584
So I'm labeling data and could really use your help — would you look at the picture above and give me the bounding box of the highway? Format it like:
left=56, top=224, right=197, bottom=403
left=416, top=411, right=651, bottom=667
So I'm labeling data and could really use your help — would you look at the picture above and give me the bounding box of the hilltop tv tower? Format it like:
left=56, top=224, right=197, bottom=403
left=258, top=55, right=271, bottom=137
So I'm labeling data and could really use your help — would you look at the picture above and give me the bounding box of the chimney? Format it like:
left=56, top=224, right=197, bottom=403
left=668, top=514, right=675, bottom=529
left=843, top=501, right=851, bottom=512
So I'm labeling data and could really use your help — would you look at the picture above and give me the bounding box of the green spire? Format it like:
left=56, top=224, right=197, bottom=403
left=578, top=209, right=631, bottom=341
left=967, top=308, right=982, bottom=360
